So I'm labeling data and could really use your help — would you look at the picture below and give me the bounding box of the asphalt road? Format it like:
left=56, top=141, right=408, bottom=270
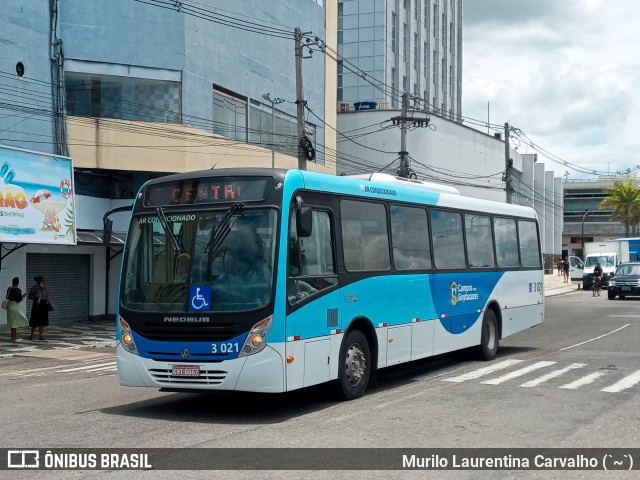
left=1, top=291, right=638, bottom=479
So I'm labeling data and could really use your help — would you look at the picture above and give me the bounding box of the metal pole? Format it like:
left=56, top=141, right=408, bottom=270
left=581, top=209, right=591, bottom=256
left=270, top=101, right=275, bottom=168
left=262, top=93, right=284, bottom=169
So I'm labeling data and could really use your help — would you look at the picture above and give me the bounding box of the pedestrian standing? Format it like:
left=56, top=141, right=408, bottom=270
left=28, top=275, right=51, bottom=341
left=6, top=277, right=28, bottom=342
left=562, top=256, right=570, bottom=283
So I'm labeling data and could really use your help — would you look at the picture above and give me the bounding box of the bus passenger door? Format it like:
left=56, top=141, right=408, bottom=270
left=284, top=196, right=341, bottom=390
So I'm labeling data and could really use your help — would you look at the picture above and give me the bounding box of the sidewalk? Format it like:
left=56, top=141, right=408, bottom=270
left=544, top=271, right=581, bottom=297
left=0, top=319, right=116, bottom=358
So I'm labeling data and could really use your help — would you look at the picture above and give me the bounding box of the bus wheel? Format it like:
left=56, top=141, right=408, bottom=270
left=336, top=330, right=370, bottom=400
left=608, top=290, right=616, bottom=300
left=479, top=310, right=499, bottom=360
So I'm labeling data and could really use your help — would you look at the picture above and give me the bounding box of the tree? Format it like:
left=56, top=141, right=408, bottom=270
left=599, top=179, right=640, bottom=236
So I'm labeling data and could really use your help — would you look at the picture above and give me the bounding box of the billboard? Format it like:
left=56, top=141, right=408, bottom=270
left=0, top=145, right=76, bottom=245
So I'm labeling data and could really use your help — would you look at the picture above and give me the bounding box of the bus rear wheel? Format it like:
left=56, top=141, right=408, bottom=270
left=336, top=330, right=370, bottom=400
left=479, top=309, right=499, bottom=360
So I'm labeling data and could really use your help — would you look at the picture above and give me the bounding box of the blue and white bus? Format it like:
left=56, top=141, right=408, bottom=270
left=115, top=168, right=544, bottom=399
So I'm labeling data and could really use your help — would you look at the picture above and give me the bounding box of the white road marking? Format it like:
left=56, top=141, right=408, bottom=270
left=601, top=370, right=640, bottom=393
left=560, top=324, right=630, bottom=351
left=57, top=362, right=117, bottom=373
left=559, top=371, right=607, bottom=390
left=481, top=361, right=556, bottom=385
left=442, top=359, right=524, bottom=383
left=519, top=363, right=587, bottom=387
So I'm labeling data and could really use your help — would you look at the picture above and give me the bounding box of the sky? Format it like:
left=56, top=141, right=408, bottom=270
left=462, top=0, right=640, bottom=179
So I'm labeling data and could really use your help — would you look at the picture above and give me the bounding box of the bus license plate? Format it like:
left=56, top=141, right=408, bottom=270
left=622, top=287, right=632, bottom=291
left=172, top=365, right=200, bottom=377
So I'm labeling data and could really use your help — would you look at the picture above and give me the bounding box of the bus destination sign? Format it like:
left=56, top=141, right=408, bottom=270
left=144, top=177, right=270, bottom=206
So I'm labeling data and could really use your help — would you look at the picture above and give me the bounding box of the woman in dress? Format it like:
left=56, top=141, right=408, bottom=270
left=6, top=276, right=28, bottom=342
left=28, top=275, right=50, bottom=341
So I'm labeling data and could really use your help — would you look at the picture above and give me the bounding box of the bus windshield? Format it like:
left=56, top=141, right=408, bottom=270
left=122, top=207, right=277, bottom=312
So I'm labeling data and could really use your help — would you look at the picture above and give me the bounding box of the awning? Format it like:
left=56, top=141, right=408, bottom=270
left=76, top=230, right=126, bottom=246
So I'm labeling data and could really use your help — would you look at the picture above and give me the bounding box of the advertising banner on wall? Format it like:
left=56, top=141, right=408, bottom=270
left=0, top=145, right=76, bottom=245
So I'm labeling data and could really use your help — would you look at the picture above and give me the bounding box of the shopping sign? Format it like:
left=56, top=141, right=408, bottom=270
left=0, top=145, right=76, bottom=245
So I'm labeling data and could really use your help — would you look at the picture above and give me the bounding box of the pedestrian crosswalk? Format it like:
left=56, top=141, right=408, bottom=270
left=57, top=361, right=117, bottom=375
left=442, top=358, right=640, bottom=393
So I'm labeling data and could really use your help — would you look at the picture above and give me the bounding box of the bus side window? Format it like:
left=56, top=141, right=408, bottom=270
left=287, top=207, right=337, bottom=304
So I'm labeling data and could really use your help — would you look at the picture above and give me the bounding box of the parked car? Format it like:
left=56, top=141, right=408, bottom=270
left=607, top=262, right=640, bottom=300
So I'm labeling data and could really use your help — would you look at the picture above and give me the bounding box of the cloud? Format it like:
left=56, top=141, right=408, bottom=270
left=462, top=0, right=640, bottom=177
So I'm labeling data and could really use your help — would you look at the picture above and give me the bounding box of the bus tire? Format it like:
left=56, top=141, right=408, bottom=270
left=608, top=290, right=616, bottom=300
left=335, top=330, right=370, bottom=400
left=479, top=309, right=499, bottom=361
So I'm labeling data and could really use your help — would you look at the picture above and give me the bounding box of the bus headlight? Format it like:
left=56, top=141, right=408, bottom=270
left=609, top=280, right=616, bottom=286
left=239, top=316, right=272, bottom=357
left=119, top=317, right=139, bottom=355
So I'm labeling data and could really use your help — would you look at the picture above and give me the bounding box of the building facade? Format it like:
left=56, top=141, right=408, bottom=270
left=562, top=175, right=638, bottom=258
left=338, top=0, right=462, bottom=119
left=0, top=0, right=336, bottom=325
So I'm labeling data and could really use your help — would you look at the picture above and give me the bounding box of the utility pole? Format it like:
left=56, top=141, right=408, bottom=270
left=391, top=92, right=429, bottom=178
left=504, top=122, right=513, bottom=204
left=294, top=27, right=308, bottom=170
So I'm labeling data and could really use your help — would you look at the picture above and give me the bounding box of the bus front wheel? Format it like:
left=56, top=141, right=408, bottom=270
left=336, top=330, right=370, bottom=400
left=479, top=309, right=499, bottom=360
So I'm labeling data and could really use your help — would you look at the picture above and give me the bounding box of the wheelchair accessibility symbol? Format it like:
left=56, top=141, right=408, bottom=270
left=189, top=286, right=212, bottom=311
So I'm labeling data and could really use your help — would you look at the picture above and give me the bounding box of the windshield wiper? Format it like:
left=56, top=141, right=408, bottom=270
left=155, top=205, right=183, bottom=253
left=204, top=202, right=243, bottom=255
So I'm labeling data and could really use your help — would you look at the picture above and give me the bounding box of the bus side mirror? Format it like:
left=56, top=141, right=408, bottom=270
left=103, top=218, right=113, bottom=246
left=295, top=196, right=312, bottom=238
left=297, top=207, right=313, bottom=238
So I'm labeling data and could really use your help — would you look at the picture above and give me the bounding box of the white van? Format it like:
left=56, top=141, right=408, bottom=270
left=569, top=256, right=584, bottom=286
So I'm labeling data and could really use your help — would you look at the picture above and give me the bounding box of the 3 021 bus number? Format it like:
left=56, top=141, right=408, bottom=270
left=529, top=282, right=543, bottom=293
left=212, top=342, right=240, bottom=354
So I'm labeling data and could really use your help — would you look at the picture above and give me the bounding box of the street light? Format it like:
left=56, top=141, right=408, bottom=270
left=262, top=93, right=285, bottom=168
left=581, top=209, right=591, bottom=257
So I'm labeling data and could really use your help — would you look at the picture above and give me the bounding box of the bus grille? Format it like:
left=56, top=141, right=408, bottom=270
left=149, top=368, right=228, bottom=385
left=134, top=323, right=246, bottom=342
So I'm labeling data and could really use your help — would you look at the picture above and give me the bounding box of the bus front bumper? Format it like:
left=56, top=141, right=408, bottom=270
left=116, top=343, right=285, bottom=393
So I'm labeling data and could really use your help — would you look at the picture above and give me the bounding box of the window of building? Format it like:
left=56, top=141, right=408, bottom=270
left=213, top=87, right=247, bottom=142
left=391, top=205, right=431, bottom=270
left=403, top=23, right=408, bottom=61
left=337, top=60, right=344, bottom=101
left=391, top=68, right=397, bottom=108
left=431, top=209, right=465, bottom=269
left=392, top=13, right=397, bottom=53
left=403, top=75, right=408, bottom=92
left=65, top=72, right=181, bottom=123
left=494, top=217, right=520, bottom=267
left=450, top=65, right=454, bottom=98
left=465, top=214, right=495, bottom=268
left=424, top=42, right=428, bottom=77
left=433, top=49, right=437, bottom=85
left=249, top=100, right=314, bottom=157
left=414, top=33, right=419, bottom=68
left=424, top=0, right=429, bottom=28
left=442, top=13, right=446, bottom=46
left=341, top=200, right=390, bottom=271
left=450, top=21, right=454, bottom=53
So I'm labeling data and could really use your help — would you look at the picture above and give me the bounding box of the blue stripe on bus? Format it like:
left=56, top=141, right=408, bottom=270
left=131, top=330, right=249, bottom=361
left=284, top=271, right=505, bottom=341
